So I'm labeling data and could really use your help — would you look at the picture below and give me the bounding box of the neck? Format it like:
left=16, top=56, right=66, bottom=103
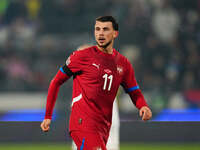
left=97, top=46, right=113, bottom=54
left=97, top=41, right=114, bottom=54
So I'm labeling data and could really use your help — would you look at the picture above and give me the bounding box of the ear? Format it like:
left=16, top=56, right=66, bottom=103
left=113, top=31, right=119, bottom=38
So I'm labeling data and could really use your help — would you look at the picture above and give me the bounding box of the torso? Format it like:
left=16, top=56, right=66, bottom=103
left=69, top=46, right=127, bottom=134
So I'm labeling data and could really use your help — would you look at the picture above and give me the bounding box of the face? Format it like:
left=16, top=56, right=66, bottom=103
left=94, top=21, right=118, bottom=48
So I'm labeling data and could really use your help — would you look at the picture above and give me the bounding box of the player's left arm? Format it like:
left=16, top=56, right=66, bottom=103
left=128, top=89, right=152, bottom=121
left=139, top=105, right=152, bottom=121
left=121, top=58, right=152, bottom=121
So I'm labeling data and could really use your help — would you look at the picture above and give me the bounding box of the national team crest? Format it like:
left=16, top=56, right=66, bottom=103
left=117, top=66, right=123, bottom=75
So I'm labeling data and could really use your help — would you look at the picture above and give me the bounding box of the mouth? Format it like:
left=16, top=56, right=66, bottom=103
left=98, top=37, right=106, bottom=43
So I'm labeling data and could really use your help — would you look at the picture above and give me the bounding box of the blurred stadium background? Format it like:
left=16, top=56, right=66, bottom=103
left=0, top=0, right=200, bottom=149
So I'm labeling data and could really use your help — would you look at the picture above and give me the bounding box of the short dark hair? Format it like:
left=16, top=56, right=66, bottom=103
left=96, top=16, right=119, bottom=31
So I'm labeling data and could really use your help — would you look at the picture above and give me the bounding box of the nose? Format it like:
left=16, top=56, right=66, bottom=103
left=99, top=29, right=104, bottom=35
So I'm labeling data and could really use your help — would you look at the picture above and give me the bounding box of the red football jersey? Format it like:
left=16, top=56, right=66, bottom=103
left=66, top=46, right=139, bottom=135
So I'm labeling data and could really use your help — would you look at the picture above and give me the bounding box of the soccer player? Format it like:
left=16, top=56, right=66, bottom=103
left=40, top=16, right=152, bottom=150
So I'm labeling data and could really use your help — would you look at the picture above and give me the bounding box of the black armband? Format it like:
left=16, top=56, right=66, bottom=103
left=60, top=64, right=73, bottom=77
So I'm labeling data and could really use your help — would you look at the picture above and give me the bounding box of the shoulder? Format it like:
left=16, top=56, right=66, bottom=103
left=73, top=46, right=94, bottom=56
left=115, top=50, right=134, bottom=75
left=115, top=50, right=130, bottom=64
left=69, top=46, right=94, bottom=58
left=66, top=46, right=94, bottom=65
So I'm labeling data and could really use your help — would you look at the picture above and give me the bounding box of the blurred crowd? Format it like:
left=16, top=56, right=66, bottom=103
left=0, top=0, right=199, bottom=110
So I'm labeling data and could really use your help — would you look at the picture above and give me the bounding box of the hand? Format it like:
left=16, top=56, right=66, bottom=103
left=139, top=106, right=152, bottom=121
left=40, top=119, right=51, bottom=132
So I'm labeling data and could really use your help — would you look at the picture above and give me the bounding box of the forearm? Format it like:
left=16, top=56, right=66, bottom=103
left=45, top=69, right=70, bottom=119
left=128, top=89, right=148, bottom=109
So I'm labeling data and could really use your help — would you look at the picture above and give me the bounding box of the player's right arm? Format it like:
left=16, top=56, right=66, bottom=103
left=40, top=65, right=73, bottom=132
left=41, top=50, right=84, bottom=132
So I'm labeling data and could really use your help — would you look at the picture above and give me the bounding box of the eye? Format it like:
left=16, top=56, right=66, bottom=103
left=103, top=27, right=110, bottom=31
left=95, top=27, right=100, bottom=31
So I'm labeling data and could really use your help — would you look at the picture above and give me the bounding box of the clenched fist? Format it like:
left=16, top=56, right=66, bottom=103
left=40, top=119, right=51, bottom=132
left=139, top=106, right=152, bottom=121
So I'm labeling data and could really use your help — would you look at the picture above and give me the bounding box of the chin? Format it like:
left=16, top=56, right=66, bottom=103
left=99, top=43, right=107, bottom=47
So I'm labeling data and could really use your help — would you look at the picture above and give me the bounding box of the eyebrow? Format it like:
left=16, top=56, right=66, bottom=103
left=95, top=26, right=110, bottom=30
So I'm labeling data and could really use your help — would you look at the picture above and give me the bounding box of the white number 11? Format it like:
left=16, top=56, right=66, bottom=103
left=103, top=74, right=113, bottom=91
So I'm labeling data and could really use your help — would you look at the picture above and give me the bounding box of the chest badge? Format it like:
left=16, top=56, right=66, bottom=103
left=117, top=66, right=123, bottom=75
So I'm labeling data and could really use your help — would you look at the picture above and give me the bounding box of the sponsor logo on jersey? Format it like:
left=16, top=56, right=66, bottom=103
left=104, top=68, right=112, bottom=74
left=92, top=63, right=100, bottom=69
